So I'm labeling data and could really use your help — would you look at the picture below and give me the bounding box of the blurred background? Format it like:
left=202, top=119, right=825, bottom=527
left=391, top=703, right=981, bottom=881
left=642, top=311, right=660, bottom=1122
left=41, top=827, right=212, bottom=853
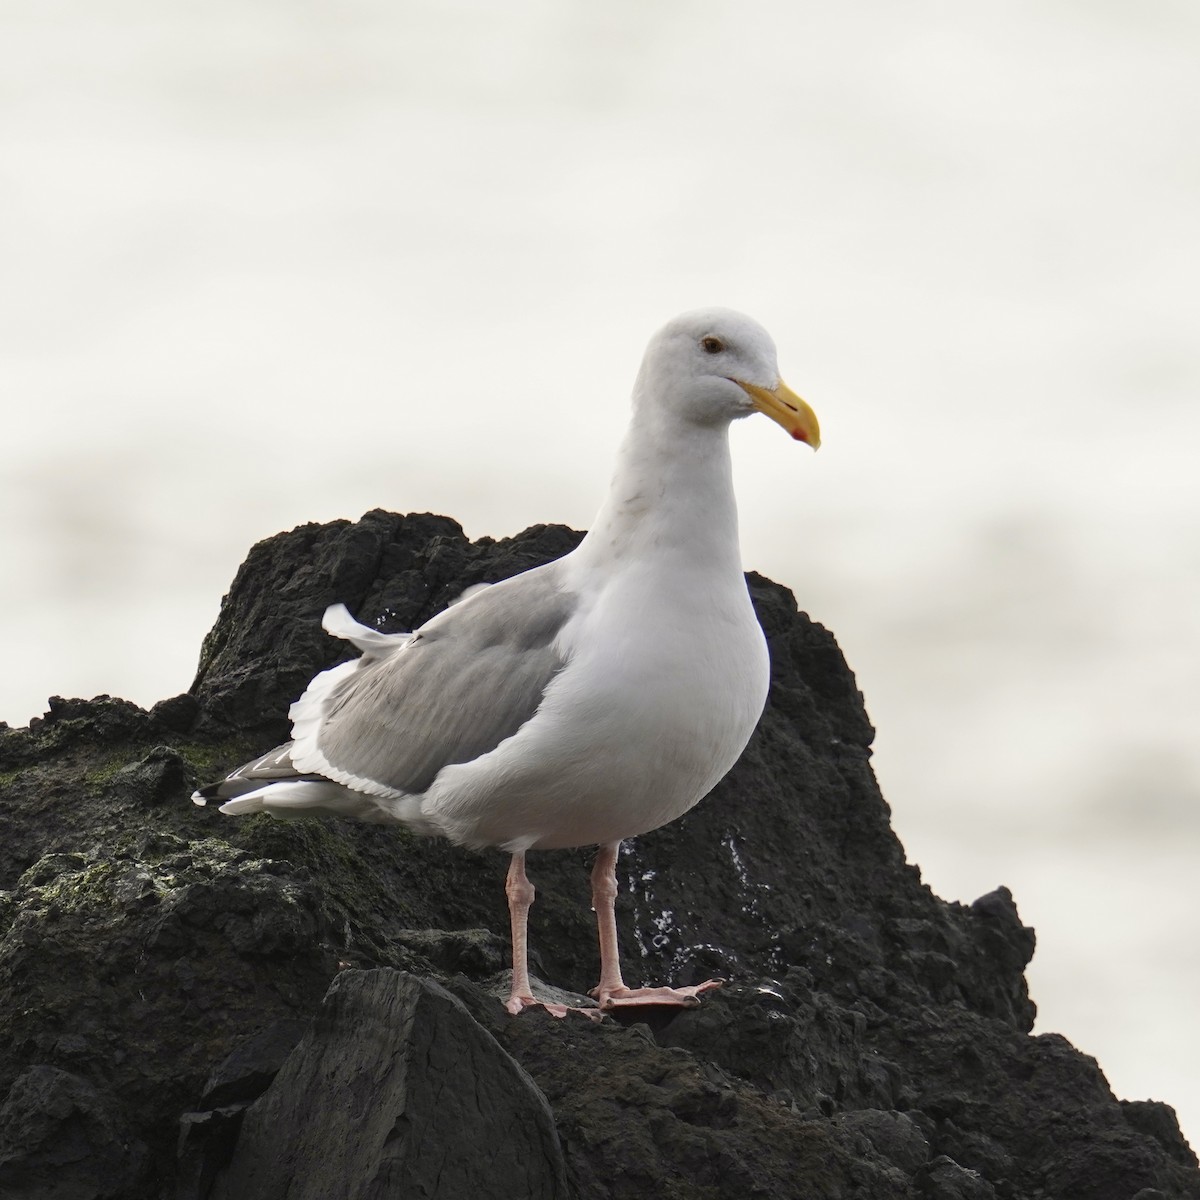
left=3, top=0, right=1198, bottom=1148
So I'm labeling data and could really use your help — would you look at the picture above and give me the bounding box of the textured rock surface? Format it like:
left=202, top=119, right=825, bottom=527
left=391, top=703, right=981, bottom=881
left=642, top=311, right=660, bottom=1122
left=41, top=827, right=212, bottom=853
left=0, top=509, right=1196, bottom=1199
left=0, top=1065, right=147, bottom=1200
left=204, top=970, right=567, bottom=1200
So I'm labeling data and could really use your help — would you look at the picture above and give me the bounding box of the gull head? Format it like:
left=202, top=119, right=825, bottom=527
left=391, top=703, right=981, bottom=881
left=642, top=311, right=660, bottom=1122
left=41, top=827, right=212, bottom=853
left=635, top=308, right=820, bottom=448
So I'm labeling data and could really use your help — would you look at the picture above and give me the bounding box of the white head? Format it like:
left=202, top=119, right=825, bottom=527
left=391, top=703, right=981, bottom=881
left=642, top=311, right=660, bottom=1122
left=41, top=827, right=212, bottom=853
left=634, top=308, right=820, bottom=447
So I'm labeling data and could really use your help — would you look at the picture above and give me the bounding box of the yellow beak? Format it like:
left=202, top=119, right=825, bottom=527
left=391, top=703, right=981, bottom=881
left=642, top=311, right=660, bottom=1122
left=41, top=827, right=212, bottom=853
left=735, top=378, right=821, bottom=449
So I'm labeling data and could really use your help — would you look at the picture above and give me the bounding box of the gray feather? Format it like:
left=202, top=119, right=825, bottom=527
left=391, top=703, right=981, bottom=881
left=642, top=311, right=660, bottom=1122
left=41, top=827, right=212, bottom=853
left=316, top=564, right=574, bottom=795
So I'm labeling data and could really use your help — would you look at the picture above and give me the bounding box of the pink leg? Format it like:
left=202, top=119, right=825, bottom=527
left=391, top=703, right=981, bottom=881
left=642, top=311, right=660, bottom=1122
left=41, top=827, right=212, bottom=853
left=503, top=852, right=597, bottom=1020
left=504, top=852, right=555, bottom=1014
left=588, top=841, right=724, bottom=1010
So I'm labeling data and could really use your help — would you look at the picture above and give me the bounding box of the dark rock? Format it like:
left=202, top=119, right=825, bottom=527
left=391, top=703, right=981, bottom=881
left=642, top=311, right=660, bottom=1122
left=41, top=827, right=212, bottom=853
left=207, top=970, right=568, bottom=1200
left=656, top=978, right=900, bottom=1113
left=199, top=1019, right=310, bottom=1109
left=463, top=975, right=915, bottom=1199
left=108, top=746, right=193, bottom=808
left=917, top=1154, right=996, bottom=1199
left=176, top=1017, right=321, bottom=1200
left=0, top=1065, right=148, bottom=1199
left=935, top=1119, right=1012, bottom=1183
left=1124, top=1101, right=1200, bottom=1169
left=149, top=693, right=200, bottom=734
left=392, top=926, right=506, bottom=977
left=175, top=1107, right=246, bottom=1200
left=835, top=1109, right=931, bottom=1174
left=39, top=695, right=151, bottom=745
left=0, top=511, right=1196, bottom=1199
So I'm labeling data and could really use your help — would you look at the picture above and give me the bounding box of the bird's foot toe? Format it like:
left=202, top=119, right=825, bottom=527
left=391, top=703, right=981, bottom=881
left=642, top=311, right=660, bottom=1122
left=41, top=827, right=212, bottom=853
left=505, top=993, right=543, bottom=1016
left=504, top=993, right=604, bottom=1022
left=592, top=978, right=724, bottom=1010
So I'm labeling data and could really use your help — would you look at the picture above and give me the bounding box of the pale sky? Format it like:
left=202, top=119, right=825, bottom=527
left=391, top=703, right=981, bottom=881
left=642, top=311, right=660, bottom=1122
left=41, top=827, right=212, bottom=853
left=3, top=0, right=1199, bottom=1148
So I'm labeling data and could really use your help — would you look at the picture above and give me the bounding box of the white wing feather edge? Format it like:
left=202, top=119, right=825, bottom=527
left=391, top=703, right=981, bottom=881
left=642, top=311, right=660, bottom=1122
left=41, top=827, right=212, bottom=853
left=321, top=603, right=409, bottom=655
left=288, top=612, right=408, bottom=802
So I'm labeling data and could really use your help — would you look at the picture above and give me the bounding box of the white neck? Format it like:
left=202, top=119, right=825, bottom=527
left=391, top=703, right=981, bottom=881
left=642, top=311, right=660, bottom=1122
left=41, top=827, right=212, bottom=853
left=573, top=402, right=744, bottom=579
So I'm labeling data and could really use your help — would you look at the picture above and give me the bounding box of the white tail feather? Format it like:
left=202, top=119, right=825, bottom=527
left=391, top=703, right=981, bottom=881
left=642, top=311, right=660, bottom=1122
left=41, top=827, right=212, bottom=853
left=321, top=604, right=408, bottom=655
left=218, top=779, right=384, bottom=821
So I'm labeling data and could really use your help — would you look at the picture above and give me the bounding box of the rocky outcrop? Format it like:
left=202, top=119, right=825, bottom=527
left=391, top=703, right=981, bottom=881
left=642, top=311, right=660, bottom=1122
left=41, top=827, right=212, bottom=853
left=194, top=970, right=568, bottom=1200
left=0, top=510, right=1196, bottom=1199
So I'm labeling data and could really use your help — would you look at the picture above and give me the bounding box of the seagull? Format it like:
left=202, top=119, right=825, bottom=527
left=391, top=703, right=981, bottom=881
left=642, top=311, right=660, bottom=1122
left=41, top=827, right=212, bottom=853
left=193, top=308, right=820, bottom=1015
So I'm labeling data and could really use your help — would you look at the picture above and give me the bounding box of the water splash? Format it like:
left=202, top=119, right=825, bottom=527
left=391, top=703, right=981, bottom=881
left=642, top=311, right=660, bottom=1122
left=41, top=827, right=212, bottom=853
left=722, top=829, right=785, bottom=974
left=619, top=843, right=752, bottom=982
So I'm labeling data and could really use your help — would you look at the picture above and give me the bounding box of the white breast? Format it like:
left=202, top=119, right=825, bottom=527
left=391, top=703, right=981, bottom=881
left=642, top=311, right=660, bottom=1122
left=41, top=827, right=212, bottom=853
left=422, top=556, right=770, bottom=851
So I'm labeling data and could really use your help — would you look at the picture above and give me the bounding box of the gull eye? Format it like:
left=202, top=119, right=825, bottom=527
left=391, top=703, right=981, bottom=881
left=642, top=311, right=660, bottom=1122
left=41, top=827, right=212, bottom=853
left=700, top=336, right=725, bottom=355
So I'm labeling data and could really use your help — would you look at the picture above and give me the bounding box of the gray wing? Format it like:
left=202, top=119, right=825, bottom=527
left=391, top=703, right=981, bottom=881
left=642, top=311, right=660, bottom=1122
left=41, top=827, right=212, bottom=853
left=311, top=564, right=575, bottom=795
